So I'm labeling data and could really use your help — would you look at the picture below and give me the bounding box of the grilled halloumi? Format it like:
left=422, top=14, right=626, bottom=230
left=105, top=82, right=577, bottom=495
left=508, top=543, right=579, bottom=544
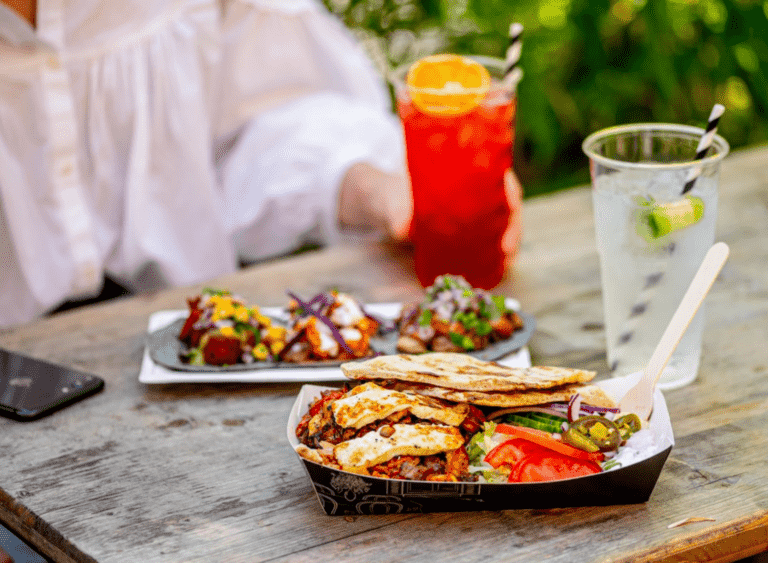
left=333, top=423, right=464, bottom=469
left=331, top=381, right=468, bottom=429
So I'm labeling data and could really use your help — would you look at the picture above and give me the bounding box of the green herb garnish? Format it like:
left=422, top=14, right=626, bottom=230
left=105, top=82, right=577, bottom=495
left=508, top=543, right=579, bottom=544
left=449, top=332, right=464, bottom=346
left=202, top=287, right=230, bottom=297
left=449, top=332, right=475, bottom=349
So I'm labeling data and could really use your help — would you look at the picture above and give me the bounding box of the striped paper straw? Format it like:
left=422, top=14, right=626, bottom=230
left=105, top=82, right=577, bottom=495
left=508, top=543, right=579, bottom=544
left=611, top=104, right=725, bottom=374
left=682, top=104, right=725, bottom=194
left=503, top=23, right=524, bottom=91
left=609, top=254, right=672, bottom=373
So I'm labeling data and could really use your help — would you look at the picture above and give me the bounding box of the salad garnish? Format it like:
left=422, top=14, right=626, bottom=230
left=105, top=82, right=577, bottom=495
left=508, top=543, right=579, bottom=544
left=179, top=289, right=287, bottom=366
left=469, top=399, right=643, bottom=482
left=281, top=290, right=380, bottom=362
left=397, top=274, right=524, bottom=354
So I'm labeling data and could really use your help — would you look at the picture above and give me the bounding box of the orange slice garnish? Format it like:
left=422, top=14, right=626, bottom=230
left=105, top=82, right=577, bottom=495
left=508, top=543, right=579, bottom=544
left=406, top=54, right=491, bottom=117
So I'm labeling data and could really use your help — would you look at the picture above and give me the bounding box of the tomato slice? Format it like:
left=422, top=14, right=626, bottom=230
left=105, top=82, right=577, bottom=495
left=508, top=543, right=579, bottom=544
left=494, top=423, right=605, bottom=462
left=484, top=438, right=541, bottom=468
left=510, top=450, right=602, bottom=483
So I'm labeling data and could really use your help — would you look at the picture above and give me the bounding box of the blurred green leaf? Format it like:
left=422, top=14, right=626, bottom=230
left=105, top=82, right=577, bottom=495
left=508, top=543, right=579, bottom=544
left=324, top=0, right=768, bottom=196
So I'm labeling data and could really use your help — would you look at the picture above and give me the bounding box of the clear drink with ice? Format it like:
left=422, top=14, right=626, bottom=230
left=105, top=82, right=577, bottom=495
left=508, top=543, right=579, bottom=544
left=593, top=170, right=718, bottom=389
left=583, top=124, right=729, bottom=390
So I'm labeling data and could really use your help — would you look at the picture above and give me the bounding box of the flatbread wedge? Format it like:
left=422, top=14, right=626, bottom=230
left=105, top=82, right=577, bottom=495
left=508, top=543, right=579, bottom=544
left=387, top=381, right=617, bottom=408
left=341, top=353, right=596, bottom=392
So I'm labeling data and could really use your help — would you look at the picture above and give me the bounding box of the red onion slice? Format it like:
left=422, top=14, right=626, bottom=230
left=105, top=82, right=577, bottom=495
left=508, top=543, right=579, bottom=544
left=286, top=291, right=354, bottom=355
left=289, top=291, right=330, bottom=319
left=579, top=404, right=621, bottom=414
left=568, top=394, right=582, bottom=423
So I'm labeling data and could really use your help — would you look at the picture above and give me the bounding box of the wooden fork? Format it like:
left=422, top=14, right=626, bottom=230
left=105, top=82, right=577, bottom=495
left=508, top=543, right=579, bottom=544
left=619, top=242, right=730, bottom=420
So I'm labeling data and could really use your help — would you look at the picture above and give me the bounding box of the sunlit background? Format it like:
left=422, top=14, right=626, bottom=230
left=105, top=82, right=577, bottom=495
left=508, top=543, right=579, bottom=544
left=324, top=0, right=768, bottom=196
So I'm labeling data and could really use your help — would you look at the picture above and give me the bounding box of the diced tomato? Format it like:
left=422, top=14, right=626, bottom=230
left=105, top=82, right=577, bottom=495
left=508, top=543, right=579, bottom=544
left=460, top=404, right=486, bottom=435
left=201, top=335, right=242, bottom=365
left=494, top=423, right=604, bottom=462
left=308, top=389, right=346, bottom=417
left=510, top=450, right=602, bottom=483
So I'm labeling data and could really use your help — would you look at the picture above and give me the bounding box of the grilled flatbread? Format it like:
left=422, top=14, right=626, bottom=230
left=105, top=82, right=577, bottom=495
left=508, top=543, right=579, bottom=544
left=341, top=353, right=595, bottom=392
left=388, top=382, right=616, bottom=408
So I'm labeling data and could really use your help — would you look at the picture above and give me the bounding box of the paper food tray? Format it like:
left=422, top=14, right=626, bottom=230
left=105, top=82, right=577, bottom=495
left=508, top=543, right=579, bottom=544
left=286, top=373, right=674, bottom=515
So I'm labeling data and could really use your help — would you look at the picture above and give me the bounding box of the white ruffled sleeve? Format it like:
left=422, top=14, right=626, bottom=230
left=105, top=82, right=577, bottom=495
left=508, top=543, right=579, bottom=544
left=216, top=0, right=406, bottom=262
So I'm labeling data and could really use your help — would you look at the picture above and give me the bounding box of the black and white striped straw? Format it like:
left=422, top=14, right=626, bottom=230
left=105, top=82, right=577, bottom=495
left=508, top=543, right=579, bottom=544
left=503, top=22, right=524, bottom=90
left=609, top=264, right=670, bottom=373
left=681, top=104, right=725, bottom=194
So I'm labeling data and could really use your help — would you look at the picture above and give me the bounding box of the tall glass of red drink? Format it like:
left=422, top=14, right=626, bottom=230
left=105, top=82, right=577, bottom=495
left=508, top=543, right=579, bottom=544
left=394, top=55, right=518, bottom=289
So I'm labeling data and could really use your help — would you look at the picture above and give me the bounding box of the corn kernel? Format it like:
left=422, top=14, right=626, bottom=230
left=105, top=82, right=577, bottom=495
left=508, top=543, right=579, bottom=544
left=234, top=307, right=250, bottom=323
left=589, top=422, right=609, bottom=441
left=267, top=326, right=286, bottom=341
left=252, top=343, right=269, bottom=360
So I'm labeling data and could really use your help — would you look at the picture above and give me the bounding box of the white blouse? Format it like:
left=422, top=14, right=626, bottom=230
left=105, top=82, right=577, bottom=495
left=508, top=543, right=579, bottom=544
left=0, top=0, right=406, bottom=327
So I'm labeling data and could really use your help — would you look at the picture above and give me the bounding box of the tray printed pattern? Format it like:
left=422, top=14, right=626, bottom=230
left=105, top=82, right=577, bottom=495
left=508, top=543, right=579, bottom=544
left=146, top=305, right=536, bottom=373
left=300, top=448, right=673, bottom=515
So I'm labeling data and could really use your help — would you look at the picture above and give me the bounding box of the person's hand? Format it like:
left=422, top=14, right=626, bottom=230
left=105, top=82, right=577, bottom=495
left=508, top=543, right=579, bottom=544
left=339, top=163, right=521, bottom=257
left=502, top=168, right=523, bottom=266
left=338, top=162, right=413, bottom=242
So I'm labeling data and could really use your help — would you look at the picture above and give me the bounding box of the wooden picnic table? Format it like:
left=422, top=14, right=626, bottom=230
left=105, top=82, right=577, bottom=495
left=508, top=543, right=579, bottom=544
left=1, top=145, right=767, bottom=563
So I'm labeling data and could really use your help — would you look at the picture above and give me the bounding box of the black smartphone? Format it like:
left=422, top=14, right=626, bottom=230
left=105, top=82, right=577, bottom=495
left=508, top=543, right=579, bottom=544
left=0, top=348, right=104, bottom=421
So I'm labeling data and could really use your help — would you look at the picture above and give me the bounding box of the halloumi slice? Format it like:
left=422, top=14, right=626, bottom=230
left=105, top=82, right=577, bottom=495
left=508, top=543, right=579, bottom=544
left=334, top=423, right=464, bottom=469
left=331, top=382, right=467, bottom=429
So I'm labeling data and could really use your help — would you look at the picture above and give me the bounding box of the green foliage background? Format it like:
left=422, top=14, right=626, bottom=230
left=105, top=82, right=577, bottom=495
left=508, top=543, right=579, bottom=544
left=324, top=0, right=768, bottom=197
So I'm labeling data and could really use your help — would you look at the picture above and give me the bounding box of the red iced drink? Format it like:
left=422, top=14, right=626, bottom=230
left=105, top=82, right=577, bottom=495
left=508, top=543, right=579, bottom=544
left=397, top=65, right=516, bottom=289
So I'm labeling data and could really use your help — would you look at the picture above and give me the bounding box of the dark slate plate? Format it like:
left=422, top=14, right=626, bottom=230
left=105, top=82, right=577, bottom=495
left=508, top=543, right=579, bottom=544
left=146, top=310, right=536, bottom=373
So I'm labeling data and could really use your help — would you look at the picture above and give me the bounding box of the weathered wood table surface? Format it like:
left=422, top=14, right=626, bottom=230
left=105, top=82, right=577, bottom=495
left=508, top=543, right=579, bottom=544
left=1, top=146, right=767, bottom=563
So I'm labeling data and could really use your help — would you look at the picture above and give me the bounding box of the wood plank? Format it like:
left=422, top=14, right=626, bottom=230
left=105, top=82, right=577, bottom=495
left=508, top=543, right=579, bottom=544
left=0, top=145, right=766, bottom=562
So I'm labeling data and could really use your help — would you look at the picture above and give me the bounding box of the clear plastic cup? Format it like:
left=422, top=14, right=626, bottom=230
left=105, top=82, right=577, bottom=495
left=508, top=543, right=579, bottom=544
left=583, top=123, right=729, bottom=390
